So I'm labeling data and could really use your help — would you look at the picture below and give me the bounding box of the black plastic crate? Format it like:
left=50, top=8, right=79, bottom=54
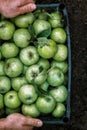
left=36, top=3, right=71, bottom=124
left=0, top=3, right=71, bottom=125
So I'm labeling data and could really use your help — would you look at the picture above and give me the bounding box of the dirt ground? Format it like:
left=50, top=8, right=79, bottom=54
left=35, top=0, right=87, bottom=130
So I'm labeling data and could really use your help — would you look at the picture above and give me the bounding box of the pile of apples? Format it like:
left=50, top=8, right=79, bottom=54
left=0, top=9, right=68, bottom=118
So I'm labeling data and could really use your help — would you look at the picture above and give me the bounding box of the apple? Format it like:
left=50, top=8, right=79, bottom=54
left=4, top=58, right=23, bottom=77
left=47, top=67, right=64, bottom=87
left=19, top=46, right=39, bottom=66
left=0, top=61, right=5, bottom=76
left=26, top=64, right=47, bottom=85
left=1, top=42, right=19, bottom=58
left=51, top=60, right=68, bottom=74
left=36, top=95, right=56, bottom=114
left=37, top=38, right=57, bottom=59
left=37, top=58, right=50, bottom=70
left=13, top=29, right=31, bottom=48
left=51, top=28, right=66, bottom=44
left=11, top=76, right=28, bottom=91
left=0, top=20, right=15, bottom=40
left=0, top=94, right=4, bottom=109
left=33, top=19, right=51, bottom=36
left=53, top=44, right=68, bottom=62
left=22, top=104, right=40, bottom=117
left=0, top=76, right=11, bottom=94
left=14, top=13, right=35, bottom=28
left=38, top=9, right=48, bottom=20
left=48, top=11, right=64, bottom=28
left=18, top=84, right=38, bottom=105
left=6, top=107, right=20, bottom=115
left=4, top=90, right=21, bottom=109
left=40, top=81, right=49, bottom=91
left=34, top=9, right=48, bottom=20
left=52, top=103, right=66, bottom=118
left=49, top=85, right=68, bottom=103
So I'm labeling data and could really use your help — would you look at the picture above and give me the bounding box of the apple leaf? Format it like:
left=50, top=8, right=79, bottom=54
left=38, top=27, right=51, bottom=37
left=34, top=84, right=48, bottom=96
left=28, top=25, right=36, bottom=40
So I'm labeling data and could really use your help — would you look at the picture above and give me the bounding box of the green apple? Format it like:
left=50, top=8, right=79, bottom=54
left=51, top=28, right=66, bottom=44
left=11, top=76, right=28, bottom=91
left=47, top=67, right=64, bottom=87
left=4, top=90, right=21, bottom=109
left=51, top=60, right=68, bottom=73
left=4, top=58, right=23, bottom=77
left=52, top=103, right=66, bottom=118
left=40, top=81, right=49, bottom=91
left=48, top=11, right=64, bottom=28
left=37, top=58, right=50, bottom=70
left=34, top=9, right=47, bottom=20
left=1, top=42, right=19, bottom=58
left=53, top=44, right=68, bottom=62
left=19, top=46, right=39, bottom=66
left=22, top=104, right=40, bottom=117
left=18, top=84, right=38, bottom=105
left=0, top=21, right=15, bottom=40
left=0, top=94, right=4, bottom=109
left=6, top=107, right=20, bottom=115
left=26, top=64, right=47, bottom=85
left=38, top=10, right=48, bottom=20
left=14, top=13, right=35, bottom=28
left=13, top=29, right=31, bottom=48
left=0, top=61, right=5, bottom=76
left=37, top=38, right=57, bottom=59
left=0, top=76, right=11, bottom=94
left=36, top=95, right=56, bottom=114
left=33, top=19, right=51, bottom=36
left=49, top=85, right=68, bottom=103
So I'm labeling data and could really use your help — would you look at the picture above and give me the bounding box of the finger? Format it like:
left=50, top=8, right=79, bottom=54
left=17, top=0, right=35, bottom=7
left=23, top=117, right=43, bottom=127
left=22, top=126, right=33, bottom=130
left=18, top=3, right=36, bottom=14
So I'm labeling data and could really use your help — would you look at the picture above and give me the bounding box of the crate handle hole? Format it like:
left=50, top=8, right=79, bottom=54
left=63, top=116, right=69, bottom=123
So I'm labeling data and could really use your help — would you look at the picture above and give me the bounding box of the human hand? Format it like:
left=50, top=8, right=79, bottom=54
left=0, top=0, right=36, bottom=18
left=0, top=113, right=43, bottom=130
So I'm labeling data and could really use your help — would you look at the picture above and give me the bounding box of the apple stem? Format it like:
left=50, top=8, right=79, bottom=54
left=9, top=95, right=13, bottom=99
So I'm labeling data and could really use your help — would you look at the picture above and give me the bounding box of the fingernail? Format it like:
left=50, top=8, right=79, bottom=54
left=37, top=121, right=43, bottom=127
left=31, top=4, right=36, bottom=10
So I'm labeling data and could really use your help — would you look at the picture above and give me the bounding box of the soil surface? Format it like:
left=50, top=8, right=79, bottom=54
left=35, top=0, right=87, bottom=130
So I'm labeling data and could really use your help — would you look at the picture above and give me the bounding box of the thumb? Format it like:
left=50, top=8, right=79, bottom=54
left=23, top=117, right=43, bottom=127
left=19, top=3, right=36, bottom=14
